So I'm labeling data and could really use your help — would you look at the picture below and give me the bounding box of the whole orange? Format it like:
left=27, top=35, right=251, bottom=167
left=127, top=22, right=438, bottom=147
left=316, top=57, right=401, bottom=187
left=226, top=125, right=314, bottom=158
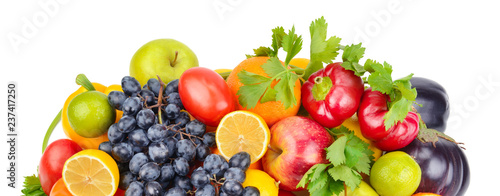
left=226, top=56, right=301, bottom=126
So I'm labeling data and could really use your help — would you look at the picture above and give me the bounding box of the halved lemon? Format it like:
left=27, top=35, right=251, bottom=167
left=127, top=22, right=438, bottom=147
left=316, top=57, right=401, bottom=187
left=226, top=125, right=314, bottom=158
left=216, top=110, right=270, bottom=163
left=62, top=149, right=119, bottom=196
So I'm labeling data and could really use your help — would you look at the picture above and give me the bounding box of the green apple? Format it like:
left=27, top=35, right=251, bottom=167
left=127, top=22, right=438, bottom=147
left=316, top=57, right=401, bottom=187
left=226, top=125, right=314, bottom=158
left=130, top=39, right=199, bottom=86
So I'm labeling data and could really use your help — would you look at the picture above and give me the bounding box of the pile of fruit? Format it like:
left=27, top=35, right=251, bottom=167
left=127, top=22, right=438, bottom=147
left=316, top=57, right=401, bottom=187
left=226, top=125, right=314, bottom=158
left=22, top=17, right=469, bottom=196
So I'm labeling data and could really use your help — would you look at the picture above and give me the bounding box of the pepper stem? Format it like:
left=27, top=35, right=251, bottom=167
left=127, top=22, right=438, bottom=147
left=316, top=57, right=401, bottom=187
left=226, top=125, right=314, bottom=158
left=311, top=76, right=333, bottom=101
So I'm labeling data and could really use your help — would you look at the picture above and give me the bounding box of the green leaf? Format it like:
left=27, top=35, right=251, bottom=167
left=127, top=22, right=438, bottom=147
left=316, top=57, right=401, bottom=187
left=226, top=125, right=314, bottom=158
left=282, top=26, right=303, bottom=65
left=303, top=17, right=342, bottom=80
left=342, top=43, right=365, bottom=64
left=237, top=70, right=270, bottom=85
left=274, top=72, right=299, bottom=109
left=260, top=87, right=277, bottom=103
left=328, top=180, right=346, bottom=195
left=328, top=165, right=362, bottom=191
left=365, top=60, right=394, bottom=94
left=270, top=26, right=286, bottom=57
left=326, top=136, right=347, bottom=165
left=383, top=97, right=413, bottom=129
left=261, top=57, right=286, bottom=78
left=237, top=80, right=272, bottom=109
left=21, top=174, right=47, bottom=196
left=297, top=164, right=317, bottom=189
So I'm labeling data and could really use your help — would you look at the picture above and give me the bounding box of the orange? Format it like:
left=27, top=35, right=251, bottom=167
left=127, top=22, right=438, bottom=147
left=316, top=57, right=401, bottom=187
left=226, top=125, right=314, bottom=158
left=226, top=56, right=301, bottom=126
left=62, top=149, right=119, bottom=196
left=341, top=115, right=382, bottom=161
left=289, top=57, right=310, bottom=69
left=50, top=178, right=72, bottom=196
left=216, top=110, right=271, bottom=163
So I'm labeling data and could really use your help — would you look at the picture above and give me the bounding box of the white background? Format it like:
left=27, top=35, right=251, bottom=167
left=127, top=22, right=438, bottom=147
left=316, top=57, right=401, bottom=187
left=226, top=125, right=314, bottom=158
left=1, top=0, right=499, bottom=195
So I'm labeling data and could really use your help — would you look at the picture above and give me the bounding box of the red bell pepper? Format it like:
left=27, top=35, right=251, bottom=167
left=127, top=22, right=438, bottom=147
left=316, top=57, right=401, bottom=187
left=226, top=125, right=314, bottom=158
left=301, top=62, right=364, bottom=128
left=357, top=88, right=419, bottom=151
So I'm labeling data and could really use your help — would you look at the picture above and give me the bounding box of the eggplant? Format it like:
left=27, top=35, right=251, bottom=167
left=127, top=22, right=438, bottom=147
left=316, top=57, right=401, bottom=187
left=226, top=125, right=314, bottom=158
left=411, top=77, right=450, bottom=132
left=399, top=138, right=469, bottom=196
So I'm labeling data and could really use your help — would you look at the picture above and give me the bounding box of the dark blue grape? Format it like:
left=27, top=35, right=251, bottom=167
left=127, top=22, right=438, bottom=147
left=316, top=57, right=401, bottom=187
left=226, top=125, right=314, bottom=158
left=139, top=162, right=161, bottom=182
left=148, top=124, right=167, bottom=143
left=173, top=157, right=190, bottom=176
left=145, top=181, right=163, bottom=196
left=167, top=92, right=184, bottom=109
left=164, top=79, right=179, bottom=96
left=186, top=120, right=206, bottom=137
left=221, top=180, right=244, bottom=196
left=202, top=132, right=216, bottom=147
left=122, top=76, right=142, bottom=96
left=190, top=168, right=210, bottom=189
left=108, top=124, right=125, bottom=144
left=195, top=184, right=216, bottom=196
left=243, top=186, right=260, bottom=196
left=117, top=162, right=130, bottom=173
left=117, top=115, right=137, bottom=133
left=196, top=144, right=210, bottom=162
left=98, top=141, right=112, bottom=155
left=174, top=112, right=190, bottom=128
left=139, top=89, right=156, bottom=107
left=163, top=137, right=178, bottom=158
left=108, top=91, right=127, bottom=110
left=224, top=167, right=246, bottom=183
left=159, top=163, right=176, bottom=182
left=128, top=128, right=150, bottom=147
left=164, top=104, right=180, bottom=120
left=176, top=139, right=196, bottom=161
left=129, top=153, right=149, bottom=174
left=174, top=175, right=193, bottom=191
left=112, top=142, right=134, bottom=163
left=125, top=181, right=144, bottom=196
left=147, top=78, right=162, bottom=97
left=119, top=171, right=136, bottom=190
left=148, top=142, right=170, bottom=163
left=203, top=154, right=229, bottom=178
left=228, top=151, right=251, bottom=171
left=165, top=187, right=186, bottom=196
left=122, top=97, right=142, bottom=116
left=136, top=109, right=156, bottom=129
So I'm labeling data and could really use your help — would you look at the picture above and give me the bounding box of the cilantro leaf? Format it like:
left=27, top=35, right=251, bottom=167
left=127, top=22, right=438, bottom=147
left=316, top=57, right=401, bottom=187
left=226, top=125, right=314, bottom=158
left=21, top=174, right=47, bottom=196
left=270, top=26, right=286, bottom=57
left=236, top=77, right=272, bottom=109
left=282, top=26, right=303, bottom=66
left=326, top=135, right=347, bottom=165
left=328, top=165, right=362, bottom=191
left=383, top=96, right=413, bottom=129
left=303, top=16, right=342, bottom=80
left=261, top=57, right=286, bottom=78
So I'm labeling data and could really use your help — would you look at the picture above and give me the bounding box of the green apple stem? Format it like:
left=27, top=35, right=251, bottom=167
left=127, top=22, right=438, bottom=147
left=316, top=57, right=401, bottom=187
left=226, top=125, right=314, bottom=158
left=156, top=75, right=166, bottom=124
left=75, top=74, right=96, bottom=91
left=171, top=51, right=179, bottom=67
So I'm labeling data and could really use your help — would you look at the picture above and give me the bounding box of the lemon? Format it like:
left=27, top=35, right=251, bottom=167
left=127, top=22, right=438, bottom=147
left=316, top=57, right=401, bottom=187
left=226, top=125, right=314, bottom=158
left=242, top=169, right=279, bottom=196
left=370, top=151, right=421, bottom=196
left=216, top=110, right=270, bottom=163
left=62, top=149, right=119, bottom=196
left=67, top=91, right=116, bottom=138
left=334, top=181, right=379, bottom=196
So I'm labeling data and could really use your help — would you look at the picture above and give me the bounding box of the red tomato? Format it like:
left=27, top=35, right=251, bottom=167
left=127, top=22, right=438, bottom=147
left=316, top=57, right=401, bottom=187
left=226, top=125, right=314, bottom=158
left=49, top=178, right=72, bottom=196
left=39, top=139, right=82, bottom=195
left=179, top=67, right=236, bottom=127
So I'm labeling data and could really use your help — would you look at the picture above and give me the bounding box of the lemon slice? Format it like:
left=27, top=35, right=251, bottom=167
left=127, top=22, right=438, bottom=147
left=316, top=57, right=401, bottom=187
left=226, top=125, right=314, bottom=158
left=62, top=149, right=119, bottom=196
left=216, top=110, right=270, bottom=163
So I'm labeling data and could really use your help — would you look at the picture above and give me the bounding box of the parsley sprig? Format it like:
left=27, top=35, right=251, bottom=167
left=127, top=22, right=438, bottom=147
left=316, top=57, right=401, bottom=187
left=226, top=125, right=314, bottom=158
left=297, top=126, right=374, bottom=195
left=238, top=26, right=303, bottom=109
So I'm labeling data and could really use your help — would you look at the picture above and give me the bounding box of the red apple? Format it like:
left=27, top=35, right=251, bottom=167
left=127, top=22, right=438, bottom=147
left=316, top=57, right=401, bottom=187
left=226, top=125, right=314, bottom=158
left=262, top=116, right=334, bottom=191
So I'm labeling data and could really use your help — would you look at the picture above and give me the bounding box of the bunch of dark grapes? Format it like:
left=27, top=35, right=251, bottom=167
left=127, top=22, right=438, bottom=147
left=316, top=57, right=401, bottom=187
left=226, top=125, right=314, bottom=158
left=98, top=76, right=260, bottom=196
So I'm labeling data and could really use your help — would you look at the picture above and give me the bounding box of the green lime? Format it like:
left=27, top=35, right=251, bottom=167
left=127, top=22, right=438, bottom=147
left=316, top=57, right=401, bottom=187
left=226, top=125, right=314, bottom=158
left=67, top=91, right=116, bottom=138
left=370, top=151, right=421, bottom=196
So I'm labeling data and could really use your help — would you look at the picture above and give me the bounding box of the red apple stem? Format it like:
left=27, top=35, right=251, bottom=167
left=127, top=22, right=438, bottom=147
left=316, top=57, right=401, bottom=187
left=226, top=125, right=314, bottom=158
left=267, top=144, right=283, bottom=155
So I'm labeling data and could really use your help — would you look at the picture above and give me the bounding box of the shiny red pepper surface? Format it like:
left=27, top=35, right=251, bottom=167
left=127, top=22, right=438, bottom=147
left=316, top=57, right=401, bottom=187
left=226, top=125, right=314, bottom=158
left=301, top=62, right=364, bottom=128
left=358, top=88, right=419, bottom=151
